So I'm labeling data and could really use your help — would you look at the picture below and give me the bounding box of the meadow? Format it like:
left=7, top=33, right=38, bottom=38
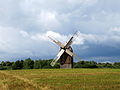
left=0, top=69, right=120, bottom=90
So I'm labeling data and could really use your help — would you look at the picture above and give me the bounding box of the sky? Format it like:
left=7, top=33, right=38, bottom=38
left=0, top=0, right=120, bottom=62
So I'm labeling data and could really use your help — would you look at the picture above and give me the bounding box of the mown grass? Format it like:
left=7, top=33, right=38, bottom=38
left=0, top=69, right=120, bottom=90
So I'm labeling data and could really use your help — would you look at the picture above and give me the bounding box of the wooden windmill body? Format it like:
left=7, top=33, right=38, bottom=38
left=60, top=46, right=73, bottom=68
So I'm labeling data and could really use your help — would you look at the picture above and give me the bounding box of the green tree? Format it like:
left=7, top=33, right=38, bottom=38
left=23, top=58, right=34, bottom=69
left=34, top=60, right=42, bottom=69
left=113, top=62, right=120, bottom=68
left=74, top=61, right=98, bottom=68
left=12, top=60, right=23, bottom=69
left=1, top=61, right=6, bottom=66
left=0, top=64, right=5, bottom=70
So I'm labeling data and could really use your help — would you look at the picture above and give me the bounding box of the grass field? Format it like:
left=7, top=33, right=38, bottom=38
left=0, top=69, right=120, bottom=90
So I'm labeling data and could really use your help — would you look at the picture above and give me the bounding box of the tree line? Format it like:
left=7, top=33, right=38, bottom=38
left=0, top=58, right=120, bottom=70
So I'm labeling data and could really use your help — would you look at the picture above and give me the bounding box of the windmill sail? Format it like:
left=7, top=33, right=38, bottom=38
left=51, top=49, right=65, bottom=66
left=48, top=36, right=64, bottom=48
left=65, top=31, right=78, bottom=48
left=65, top=49, right=76, bottom=56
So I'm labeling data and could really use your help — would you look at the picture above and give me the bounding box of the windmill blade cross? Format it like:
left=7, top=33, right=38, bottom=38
left=49, top=31, right=81, bottom=68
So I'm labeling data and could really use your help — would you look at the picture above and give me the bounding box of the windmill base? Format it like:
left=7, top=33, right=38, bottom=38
left=60, top=64, right=72, bottom=69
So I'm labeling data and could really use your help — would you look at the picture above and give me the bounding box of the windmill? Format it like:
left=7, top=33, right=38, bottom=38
left=48, top=31, right=79, bottom=68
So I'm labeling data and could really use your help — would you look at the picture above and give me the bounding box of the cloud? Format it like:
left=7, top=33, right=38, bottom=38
left=0, top=26, right=30, bottom=54
left=31, top=31, right=85, bottom=45
left=31, top=30, right=120, bottom=49
left=0, top=24, right=120, bottom=61
left=67, top=0, right=98, bottom=7
left=83, top=56, right=120, bottom=62
left=37, top=11, right=60, bottom=30
left=20, top=30, right=29, bottom=37
left=110, top=26, right=120, bottom=36
left=0, top=26, right=53, bottom=60
left=0, top=0, right=120, bottom=61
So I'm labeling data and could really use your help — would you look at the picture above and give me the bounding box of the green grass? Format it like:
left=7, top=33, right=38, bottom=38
left=0, top=69, right=120, bottom=90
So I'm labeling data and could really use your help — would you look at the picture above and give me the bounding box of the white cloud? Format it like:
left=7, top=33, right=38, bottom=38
left=0, top=26, right=30, bottom=53
left=0, top=26, right=48, bottom=59
left=37, top=11, right=60, bottom=29
left=68, top=0, right=97, bottom=6
left=31, top=31, right=85, bottom=45
left=20, top=30, right=29, bottom=37
left=0, top=0, right=120, bottom=60
left=31, top=30, right=120, bottom=49
left=110, top=26, right=120, bottom=34
left=0, top=25, right=120, bottom=60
